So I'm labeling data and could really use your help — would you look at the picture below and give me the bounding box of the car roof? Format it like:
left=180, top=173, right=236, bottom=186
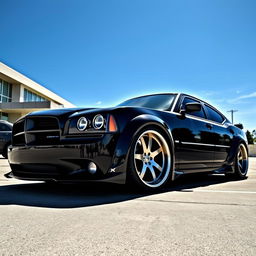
left=120, top=93, right=178, bottom=102
left=0, top=120, right=13, bottom=126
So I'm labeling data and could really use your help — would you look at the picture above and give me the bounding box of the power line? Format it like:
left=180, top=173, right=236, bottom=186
left=227, top=110, right=238, bottom=123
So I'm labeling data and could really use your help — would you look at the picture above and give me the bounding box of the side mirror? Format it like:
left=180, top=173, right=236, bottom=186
left=235, top=123, right=243, bottom=130
left=180, top=102, right=201, bottom=116
left=182, top=102, right=202, bottom=113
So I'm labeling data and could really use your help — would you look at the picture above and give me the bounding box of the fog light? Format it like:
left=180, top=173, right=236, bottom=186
left=88, top=162, right=97, bottom=174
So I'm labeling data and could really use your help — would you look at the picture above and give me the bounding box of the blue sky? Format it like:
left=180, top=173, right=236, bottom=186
left=1, top=0, right=256, bottom=131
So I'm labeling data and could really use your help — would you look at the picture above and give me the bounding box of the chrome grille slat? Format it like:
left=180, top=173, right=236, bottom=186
left=12, top=117, right=60, bottom=146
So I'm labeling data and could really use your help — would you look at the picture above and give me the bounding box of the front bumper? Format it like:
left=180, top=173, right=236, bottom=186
left=8, top=140, right=126, bottom=184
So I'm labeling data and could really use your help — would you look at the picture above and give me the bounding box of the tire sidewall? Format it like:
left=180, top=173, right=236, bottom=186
left=234, top=143, right=248, bottom=178
left=127, top=125, right=173, bottom=191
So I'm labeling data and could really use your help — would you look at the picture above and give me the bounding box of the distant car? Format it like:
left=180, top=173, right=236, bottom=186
left=8, top=93, right=248, bottom=191
left=0, top=120, right=12, bottom=158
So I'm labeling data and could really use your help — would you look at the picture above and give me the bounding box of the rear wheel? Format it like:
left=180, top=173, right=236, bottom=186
left=226, top=143, right=248, bottom=179
left=127, top=128, right=172, bottom=191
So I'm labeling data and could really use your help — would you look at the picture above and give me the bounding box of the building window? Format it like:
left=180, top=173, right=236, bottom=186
left=0, top=79, right=12, bottom=102
left=0, top=112, right=9, bottom=121
left=24, top=88, right=46, bottom=102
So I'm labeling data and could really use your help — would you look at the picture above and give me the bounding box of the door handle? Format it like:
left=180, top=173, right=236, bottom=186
left=205, top=123, right=213, bottom=129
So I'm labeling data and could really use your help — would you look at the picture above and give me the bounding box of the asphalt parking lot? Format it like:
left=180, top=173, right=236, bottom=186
left=0, top=158, right=255, bottom=256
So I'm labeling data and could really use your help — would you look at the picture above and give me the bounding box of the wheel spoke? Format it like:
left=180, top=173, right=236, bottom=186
left=151, top=147, right=162, bottom=158
left=148, top=134, right=153, bottom=152
left=152, top=160, right=163, bottom=172
left=135, top=154, right=143, bottom=161
left=133, top=130, right=171, bottom=187
left=238, top=162, right=243, bottom=170
left=148, top=165, right=156, bottom=180
left=140, top=137, right=147, bottom=153
left=139, top=164, right=147, bottom=179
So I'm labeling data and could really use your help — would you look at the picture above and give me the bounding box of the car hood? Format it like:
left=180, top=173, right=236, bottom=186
left=69, top=107, right=122, bottom=118
left=25, top=106, right=158, bottom=120
left=25, top=108, right=93, bottom=118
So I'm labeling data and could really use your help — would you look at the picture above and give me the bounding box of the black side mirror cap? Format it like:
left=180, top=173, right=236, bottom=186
left=235, top=123, right=243, bottom=130
left=185, top=102, right=202, bottom=113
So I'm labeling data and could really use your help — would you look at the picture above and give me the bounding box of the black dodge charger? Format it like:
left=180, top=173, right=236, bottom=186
left=8, top=93, right=249, bottom=191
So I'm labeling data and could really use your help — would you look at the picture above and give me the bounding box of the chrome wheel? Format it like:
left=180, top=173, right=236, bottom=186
left=133, top=130, right=171, bottom=188
left=237, top=144, right=248, bottom=175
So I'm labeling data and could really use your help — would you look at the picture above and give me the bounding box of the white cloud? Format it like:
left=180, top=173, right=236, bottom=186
left=96, top=101, right=102, bottom=105
left=237, top=92, right=256, bottom=99
left=227, top=91, right=256, bottom=103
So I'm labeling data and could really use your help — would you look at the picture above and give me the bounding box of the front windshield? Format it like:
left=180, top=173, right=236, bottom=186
left=118, top=94, right=176, bottom=111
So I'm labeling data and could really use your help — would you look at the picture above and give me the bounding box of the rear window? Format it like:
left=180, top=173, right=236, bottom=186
left=205, top=105, right=224, bottom=123
left=0, top=123, right=11, bottom=131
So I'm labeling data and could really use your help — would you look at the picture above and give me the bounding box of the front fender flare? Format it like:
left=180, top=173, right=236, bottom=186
left=112, top=114, right=175, bottom=180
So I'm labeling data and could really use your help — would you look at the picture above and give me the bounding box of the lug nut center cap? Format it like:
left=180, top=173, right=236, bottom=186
left=143, top=155, right=151, bottom=162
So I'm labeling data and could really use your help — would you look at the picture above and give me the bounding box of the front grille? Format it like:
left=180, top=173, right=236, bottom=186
left=12, top=117, right=60, bottom=146
left=10, top=164, right=60, bottom=178
left=26, top=117, right=59, bottom=131
left=26, top=131, right=60, bottom=145
left=12, top=119, right=25, bottom=146
left=13, top=119, right=25, bottom=135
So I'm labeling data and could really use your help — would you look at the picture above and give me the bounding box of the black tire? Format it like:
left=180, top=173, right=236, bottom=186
left=2, top=144, right=10, bottom=159
left=127, top=126, right=173, bottom=191
left=226, top=143, right=248, bottom=179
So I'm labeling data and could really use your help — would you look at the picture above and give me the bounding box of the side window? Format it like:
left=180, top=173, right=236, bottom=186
left=0, top=124, right=11, bottom=131
left=205, top=105, right=224, bottom=123
left=181, top=97, right=206, bottom=119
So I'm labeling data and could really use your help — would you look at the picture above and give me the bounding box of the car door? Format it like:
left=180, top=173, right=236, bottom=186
left=204, top=104, right=233, bottom=167
left=174, top=96, right=216, bottom=173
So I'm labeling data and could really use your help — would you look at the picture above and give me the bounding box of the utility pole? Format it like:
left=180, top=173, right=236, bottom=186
left=227, top=110, right=238, bottom=123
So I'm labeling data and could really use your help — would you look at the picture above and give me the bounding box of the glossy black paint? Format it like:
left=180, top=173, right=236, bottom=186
left=0, top=121, right=12, bottom=157
left=8, top=93, right=248, bottom=184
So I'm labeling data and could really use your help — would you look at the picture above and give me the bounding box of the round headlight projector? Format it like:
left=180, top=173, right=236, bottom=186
left=88, top=162, right=97, bottom=175
left=77, top=117, right=88, bottom=131
left=93, top=114, right=104, bottom=129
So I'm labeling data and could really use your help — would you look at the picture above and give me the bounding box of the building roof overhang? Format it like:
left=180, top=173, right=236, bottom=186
left=0, top=62, right=75, bottom=108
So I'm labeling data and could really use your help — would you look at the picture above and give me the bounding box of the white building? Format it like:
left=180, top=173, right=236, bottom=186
left=0, top=62, right=74, bottom=123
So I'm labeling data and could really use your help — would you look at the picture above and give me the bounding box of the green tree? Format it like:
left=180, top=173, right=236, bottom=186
left=253, top=130, right=256, bottom=143
left=246, top=130, right=254, bottom=144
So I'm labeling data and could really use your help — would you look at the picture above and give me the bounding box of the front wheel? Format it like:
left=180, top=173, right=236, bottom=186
left=2, top=144, right=10, bottom=159
left=127, top=128, right=172, bottom=191
left=226, top=143, right=248, bottom=179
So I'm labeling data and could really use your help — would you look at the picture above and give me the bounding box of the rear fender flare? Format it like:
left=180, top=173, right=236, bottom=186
left=226, top=135, right=248, bottom=172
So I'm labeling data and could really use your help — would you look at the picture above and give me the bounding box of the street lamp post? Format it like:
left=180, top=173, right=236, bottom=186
left=227, top=110, right=238, bottom=124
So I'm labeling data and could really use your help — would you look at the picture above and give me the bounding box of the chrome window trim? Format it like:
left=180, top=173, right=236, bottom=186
left=168, top=111, right=228, bottom=128
left=168, top=94, right=229, bottom=128
left=170, top=93, right=181, bottom=112
left=174, top=140, right=230, bottom=148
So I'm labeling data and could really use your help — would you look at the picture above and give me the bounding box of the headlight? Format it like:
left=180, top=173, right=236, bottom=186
left=77, top=117, right=88, bottom=131
left=93, top=114, right=104, bottom=129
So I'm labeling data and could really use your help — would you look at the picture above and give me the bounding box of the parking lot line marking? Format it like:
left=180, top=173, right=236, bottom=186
left=193, top=189, right=256, bottom=194
left=138, top=199, right=256, bottom=207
